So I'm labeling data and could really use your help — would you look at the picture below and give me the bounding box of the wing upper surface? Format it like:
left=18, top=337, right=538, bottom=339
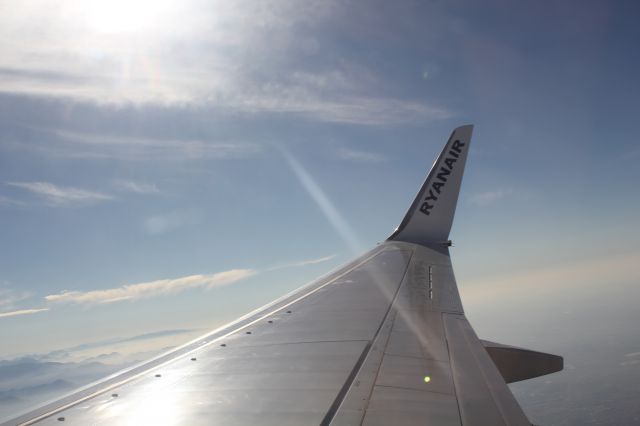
left=6, top=246, right=413, bottom=425
left=6, top=243, right=532, bottom=426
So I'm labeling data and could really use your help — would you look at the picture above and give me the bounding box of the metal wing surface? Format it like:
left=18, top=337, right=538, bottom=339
left=4, top=125, right=562, bottom=426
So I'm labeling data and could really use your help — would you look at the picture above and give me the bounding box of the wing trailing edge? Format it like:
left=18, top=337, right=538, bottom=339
left=389, top=125, right=473, bottom=247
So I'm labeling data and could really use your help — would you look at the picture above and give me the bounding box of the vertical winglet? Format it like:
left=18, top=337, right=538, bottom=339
left=389, top=125, right=473, bottom=246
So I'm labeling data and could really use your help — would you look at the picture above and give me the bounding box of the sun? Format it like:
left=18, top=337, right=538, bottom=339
left=82, top=0, right=176, bottom=35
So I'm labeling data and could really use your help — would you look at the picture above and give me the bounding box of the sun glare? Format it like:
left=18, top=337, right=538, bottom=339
left=83, top=0, right=176, bottom=34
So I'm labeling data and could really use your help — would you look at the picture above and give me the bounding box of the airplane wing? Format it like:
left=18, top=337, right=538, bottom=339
left=3, top=125, right=562, bottom=426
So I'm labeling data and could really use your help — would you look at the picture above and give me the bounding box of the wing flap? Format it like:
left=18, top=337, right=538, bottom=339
left=443, top=315, right=530, bottom=426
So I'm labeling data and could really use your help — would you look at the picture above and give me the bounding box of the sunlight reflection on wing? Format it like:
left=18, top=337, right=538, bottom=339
left=118, top=376, right=183, bottom=425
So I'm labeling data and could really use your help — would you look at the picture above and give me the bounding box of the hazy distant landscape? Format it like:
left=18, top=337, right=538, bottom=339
left=0, top=357, right=121, bottom=417
left=513, top=338, right=640, bottom=425
left=466, top=264, right=640, bottom=426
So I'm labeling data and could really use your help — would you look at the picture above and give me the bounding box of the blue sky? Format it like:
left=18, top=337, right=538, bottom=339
left=1, top=0, right=640, bottom=422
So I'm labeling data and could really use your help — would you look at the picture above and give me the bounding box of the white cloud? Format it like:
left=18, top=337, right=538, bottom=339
left=41, top=129, right=262, bottom=161
left=15, top=252, right=332, bottom=313
left=113, top=180, right=160, bottom=194
left=143, top=209, right=201, bottom=235
left=0, top=308, right=49, bottom=318
left=45, top=269, right=256, bottom=305
left=7, top=181, right=114, bottom=206
left=337, top=147, right=385, bottom=162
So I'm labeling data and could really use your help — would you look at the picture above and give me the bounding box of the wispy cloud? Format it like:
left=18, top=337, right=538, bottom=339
left=0, top=284, right=47, bottom=319
left=469, top=188, right=518, bottom=206
left=113, top=180, right=160, bottom=195
left=45, top=269, right=256, bottom=306
left=337, top=147, right=386, bottom=162
left=41, top=252, right=334, bottom=308
left=143, top=209, right=201, bottom=235
left=7, top=182, right=114, bottom=206
left=0, top=285, right=31, bottom=311
left=0, top=1, right=452, bottom=125
left=0, top=308, right=49, bottom=318
left=17, top=252, right=332, bottom=314
left=0, top=195, right=25, bottom=207
left=235, top=87, right=452, bottom=125
left=265, top=254, right=336, bottom=272
left=230, top=66, right=451, bottom=125
left=38, top=129, right=262, bottom=161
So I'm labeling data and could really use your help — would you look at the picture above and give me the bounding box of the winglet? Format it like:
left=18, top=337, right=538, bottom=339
left=388, top=125, right=473, bottom=246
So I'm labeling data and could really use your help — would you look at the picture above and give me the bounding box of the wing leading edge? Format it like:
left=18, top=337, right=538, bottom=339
left=4, top=126, right=562, bottom=426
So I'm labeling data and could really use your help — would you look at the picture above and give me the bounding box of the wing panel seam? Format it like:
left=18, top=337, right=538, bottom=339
left=322, top=249, right=415, bottom=426
left=443, top=312, right=465, bottom=426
